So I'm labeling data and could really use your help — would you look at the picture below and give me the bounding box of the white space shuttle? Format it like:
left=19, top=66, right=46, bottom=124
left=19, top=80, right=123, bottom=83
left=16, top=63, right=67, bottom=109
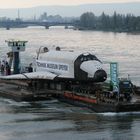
left=0, top=47, right=107, bottom=83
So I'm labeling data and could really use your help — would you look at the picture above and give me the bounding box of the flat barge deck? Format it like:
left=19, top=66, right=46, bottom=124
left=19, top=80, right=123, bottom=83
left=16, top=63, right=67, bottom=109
left=0, top=83, right=52, bottom=101
left=0, top=80, right=140, bottom=113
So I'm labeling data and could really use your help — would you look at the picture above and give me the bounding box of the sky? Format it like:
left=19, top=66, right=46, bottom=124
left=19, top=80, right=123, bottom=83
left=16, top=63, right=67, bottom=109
left=0, top=0, right=140, bottom=8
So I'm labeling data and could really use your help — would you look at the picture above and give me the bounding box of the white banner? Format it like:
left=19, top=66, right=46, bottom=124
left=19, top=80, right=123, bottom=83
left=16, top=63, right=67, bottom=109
left=36, top=60, right=69, bottom=73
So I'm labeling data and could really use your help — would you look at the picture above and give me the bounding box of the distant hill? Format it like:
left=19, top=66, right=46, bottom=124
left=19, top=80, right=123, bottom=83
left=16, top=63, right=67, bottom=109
left=0, top=2, right=140, bottom=19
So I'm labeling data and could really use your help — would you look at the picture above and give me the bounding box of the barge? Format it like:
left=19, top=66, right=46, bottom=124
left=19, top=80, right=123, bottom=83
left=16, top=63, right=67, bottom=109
left=0, top=75, right=140, bottom=112
left=0, top=39, right=140, bottom=112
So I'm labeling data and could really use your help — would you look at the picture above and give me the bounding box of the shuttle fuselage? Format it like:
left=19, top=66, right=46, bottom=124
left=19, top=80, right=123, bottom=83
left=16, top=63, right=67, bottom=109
left=36, top=49, right=107, bottom=82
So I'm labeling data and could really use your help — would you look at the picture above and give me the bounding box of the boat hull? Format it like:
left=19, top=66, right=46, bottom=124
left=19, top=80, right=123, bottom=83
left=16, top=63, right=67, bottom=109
left=58, top=92, right=140, bottom=113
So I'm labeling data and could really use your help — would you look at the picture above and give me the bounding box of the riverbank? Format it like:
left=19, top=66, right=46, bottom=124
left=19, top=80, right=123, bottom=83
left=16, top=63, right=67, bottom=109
left=77, top=26, right=140, bottom=33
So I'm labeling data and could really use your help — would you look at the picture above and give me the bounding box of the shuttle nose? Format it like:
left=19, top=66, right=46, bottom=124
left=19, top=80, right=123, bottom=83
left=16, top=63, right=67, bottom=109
left=94, top=69, right=107, bottom=82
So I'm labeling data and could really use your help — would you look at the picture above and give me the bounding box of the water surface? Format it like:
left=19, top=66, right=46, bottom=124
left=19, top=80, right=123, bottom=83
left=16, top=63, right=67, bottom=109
left=0, top=27, right=140, bottom=140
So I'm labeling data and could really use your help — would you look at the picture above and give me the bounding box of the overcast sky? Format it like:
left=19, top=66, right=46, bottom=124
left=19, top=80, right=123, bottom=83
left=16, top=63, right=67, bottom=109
left=0, top=0, right=140, bottom=8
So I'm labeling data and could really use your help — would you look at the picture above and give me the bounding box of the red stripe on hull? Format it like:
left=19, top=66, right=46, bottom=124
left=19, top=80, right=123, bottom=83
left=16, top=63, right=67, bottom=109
left=64, top=92, right=97, bottom=104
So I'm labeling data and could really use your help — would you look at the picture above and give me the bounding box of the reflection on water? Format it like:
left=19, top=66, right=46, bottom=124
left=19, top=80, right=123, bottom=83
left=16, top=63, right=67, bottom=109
left=0, top=98, right=140, bottom=140
left=0, top=27, right=140, bottom=139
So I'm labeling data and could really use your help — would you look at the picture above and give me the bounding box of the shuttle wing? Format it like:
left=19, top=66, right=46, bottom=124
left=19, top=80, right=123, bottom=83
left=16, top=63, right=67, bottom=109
left=0, top=71, right=57, bottom=80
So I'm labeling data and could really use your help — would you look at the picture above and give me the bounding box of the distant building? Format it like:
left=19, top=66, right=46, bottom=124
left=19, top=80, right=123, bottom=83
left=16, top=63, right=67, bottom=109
left=39, top=12, right=47, bottom=21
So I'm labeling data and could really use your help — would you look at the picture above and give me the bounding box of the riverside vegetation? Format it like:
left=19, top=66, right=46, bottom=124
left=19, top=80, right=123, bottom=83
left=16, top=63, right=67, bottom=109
left=76, top=12, right=140, bottom=32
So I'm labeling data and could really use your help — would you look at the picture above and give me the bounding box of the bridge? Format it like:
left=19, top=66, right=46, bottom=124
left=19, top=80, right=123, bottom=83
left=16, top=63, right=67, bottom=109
left=0, top=20, right=75, bottom=29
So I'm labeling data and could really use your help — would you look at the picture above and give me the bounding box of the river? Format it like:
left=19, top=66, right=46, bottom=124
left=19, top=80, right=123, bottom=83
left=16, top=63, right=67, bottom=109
left=0, top=27, right=140, bottom=140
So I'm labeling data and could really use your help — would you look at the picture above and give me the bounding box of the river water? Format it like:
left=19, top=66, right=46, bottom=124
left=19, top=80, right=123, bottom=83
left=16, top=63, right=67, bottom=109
left=0, top=27, right=140, bottom=140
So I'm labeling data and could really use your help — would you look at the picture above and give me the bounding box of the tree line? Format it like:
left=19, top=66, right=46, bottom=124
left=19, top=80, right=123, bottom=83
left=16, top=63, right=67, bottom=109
left=76, top=12, right=140, bottom=32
